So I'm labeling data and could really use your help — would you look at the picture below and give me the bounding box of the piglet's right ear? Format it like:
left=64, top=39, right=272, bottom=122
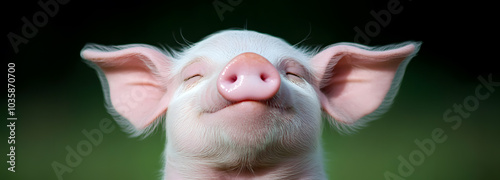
left=81, top=44, right=174, bottom=135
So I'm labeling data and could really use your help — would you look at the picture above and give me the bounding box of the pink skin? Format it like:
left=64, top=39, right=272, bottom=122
left=218, top=52, right=281, bottom=102
left=80, top=30, right=420, bottom=179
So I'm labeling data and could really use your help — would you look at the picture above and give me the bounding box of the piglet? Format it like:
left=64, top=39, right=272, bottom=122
left=81, top=30, right=420, bottom=180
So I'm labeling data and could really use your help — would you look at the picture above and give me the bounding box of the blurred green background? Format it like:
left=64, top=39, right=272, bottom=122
left=2, top=0, right=498, bottom=179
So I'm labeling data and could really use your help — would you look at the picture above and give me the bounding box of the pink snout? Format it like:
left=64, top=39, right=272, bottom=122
left=217, top=53, right=281, bottom=102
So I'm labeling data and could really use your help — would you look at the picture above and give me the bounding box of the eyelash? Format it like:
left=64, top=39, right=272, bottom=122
left=286, top=72, right=301, bottom=78
left=184, top=74, right=202, bottom=81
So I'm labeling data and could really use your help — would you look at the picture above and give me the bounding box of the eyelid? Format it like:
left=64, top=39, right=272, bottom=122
left=184, top=74, right=202, bottom=81
left=279, top=58, right=311, bottom=85
left=181, top=59, right=207, bottom=81
left=284, top=60, right=306, bottom=77
left=286, top=72, right=301, bottom=77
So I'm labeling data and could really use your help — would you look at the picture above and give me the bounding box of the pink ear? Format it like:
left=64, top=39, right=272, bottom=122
left=311, top=42, right=420, bottom=125
left=81, top=44, right=175, bottom=134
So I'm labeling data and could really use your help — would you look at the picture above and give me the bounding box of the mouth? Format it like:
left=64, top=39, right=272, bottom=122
left=201, top=99, right=292, bottom=114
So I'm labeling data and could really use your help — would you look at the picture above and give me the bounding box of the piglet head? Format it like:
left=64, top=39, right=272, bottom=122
left=81, top=30, right=420, bottom=177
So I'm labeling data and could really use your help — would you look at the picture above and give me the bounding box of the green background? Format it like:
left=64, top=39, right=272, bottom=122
left=2, top=0, right=498, bottom=179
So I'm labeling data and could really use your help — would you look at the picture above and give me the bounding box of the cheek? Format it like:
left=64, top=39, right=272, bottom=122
left=166, top=83, right=233, bottom=155
left=281, top=79, right=322, bottom=115
left=166, top=96, right=225, bottom=154
left=282, top=82, right=323, bottom=140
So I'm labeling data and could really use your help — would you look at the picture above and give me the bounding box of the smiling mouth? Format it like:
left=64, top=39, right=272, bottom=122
left=201, top=100, right=292, bottom=114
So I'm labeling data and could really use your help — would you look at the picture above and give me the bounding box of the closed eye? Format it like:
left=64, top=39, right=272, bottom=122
left=184, top=74, right=202, bottom=82
left=286, top=72, right=301, bottom=78
left=286, top=72, right=305, bottom=84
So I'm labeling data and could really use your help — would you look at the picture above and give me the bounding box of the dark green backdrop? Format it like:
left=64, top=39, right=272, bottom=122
left=2, top=0, right=498, bottom=179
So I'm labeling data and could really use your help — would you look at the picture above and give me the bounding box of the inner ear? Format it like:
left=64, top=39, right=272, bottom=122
left=81, top=44, right=176, bottom=136
left=311, top=42, right=420, bottom=126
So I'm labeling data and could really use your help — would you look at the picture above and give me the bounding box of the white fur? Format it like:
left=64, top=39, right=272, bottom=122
left=82, top=30, right=419, bottom=179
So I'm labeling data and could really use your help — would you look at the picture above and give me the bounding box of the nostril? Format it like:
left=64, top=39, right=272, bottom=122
left=260, top=73, right=268, bottom=82
left=229, top=75, right=238, bottom=83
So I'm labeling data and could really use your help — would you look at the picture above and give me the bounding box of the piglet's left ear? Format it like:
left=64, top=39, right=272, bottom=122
left=311, top=42, right=421, bottom=125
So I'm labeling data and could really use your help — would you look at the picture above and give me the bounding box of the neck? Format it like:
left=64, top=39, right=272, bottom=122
left=163, top=151, right=326, bottom=180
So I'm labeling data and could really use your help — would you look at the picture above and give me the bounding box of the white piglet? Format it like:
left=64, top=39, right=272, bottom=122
left=81, top=30, right=420, bottom=180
